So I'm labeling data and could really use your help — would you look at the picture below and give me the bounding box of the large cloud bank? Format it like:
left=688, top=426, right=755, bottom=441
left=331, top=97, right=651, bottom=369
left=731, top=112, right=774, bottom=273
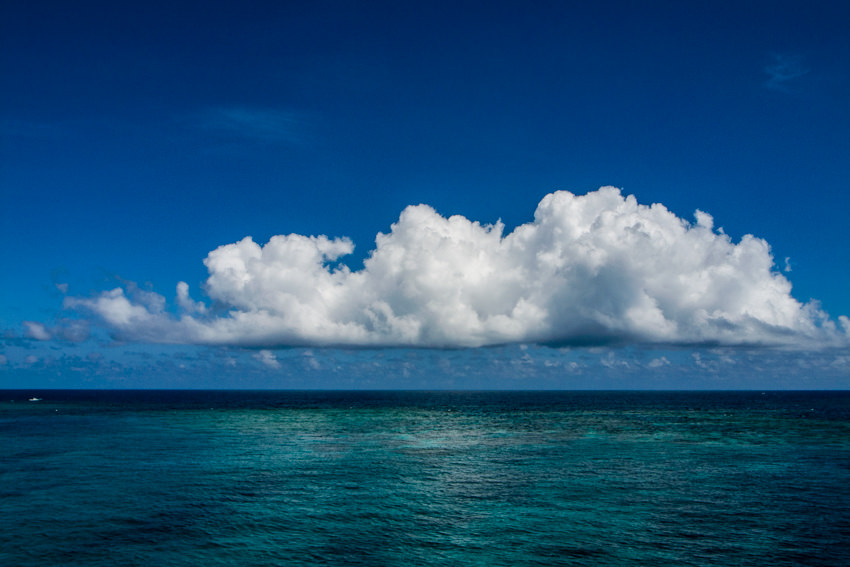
left=66, top=187, right=848, bottom=348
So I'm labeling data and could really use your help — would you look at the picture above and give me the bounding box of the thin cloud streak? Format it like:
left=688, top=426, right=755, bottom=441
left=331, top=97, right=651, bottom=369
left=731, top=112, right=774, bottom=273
left=764, top=53, right=809, bottom=92
left=195, top=106, right=305, bottom=144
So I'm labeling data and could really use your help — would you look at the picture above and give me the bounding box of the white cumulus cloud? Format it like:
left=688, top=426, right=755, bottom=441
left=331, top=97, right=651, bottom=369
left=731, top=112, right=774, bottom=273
left=254, top=350, right=281, bottom=369
left=65, top=187, right=849, bottom=349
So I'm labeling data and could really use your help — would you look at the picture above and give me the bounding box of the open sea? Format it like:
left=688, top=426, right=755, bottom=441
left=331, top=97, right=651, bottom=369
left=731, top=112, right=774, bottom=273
left=1, top=390, right=848, bottom=566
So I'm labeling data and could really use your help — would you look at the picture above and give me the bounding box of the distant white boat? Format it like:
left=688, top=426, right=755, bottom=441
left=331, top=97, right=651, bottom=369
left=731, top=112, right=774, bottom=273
left=28, top=397, right=42, bottom=402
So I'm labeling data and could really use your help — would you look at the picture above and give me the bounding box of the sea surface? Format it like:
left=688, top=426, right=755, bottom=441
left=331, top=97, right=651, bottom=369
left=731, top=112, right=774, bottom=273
left=1, top=390, right=848, bottom=566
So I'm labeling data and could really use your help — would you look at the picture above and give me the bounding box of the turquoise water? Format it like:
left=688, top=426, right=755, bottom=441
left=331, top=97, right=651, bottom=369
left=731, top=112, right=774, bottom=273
left=2, top=390, right=849, bottom=566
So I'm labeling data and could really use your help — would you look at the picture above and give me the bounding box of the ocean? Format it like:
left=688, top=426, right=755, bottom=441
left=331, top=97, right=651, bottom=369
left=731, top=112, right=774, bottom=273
left=1, top=390, right=848, bottom=566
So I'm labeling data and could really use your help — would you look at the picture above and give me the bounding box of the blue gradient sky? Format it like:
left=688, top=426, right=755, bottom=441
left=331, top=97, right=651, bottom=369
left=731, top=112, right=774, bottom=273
left=1, top=1, right=848, bottom=388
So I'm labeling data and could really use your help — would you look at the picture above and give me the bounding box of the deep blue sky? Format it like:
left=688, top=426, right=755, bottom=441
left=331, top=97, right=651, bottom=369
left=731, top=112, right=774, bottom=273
left=1, top=1, right=848, bottom=388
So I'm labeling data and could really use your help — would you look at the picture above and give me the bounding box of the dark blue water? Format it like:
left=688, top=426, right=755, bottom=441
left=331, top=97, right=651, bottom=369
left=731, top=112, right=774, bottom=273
left=2, top=390, right=849, bottom=566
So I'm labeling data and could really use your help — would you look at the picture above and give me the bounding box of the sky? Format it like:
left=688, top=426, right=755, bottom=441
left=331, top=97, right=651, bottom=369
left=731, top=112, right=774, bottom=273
left=1, top=0, right=848, bottom=389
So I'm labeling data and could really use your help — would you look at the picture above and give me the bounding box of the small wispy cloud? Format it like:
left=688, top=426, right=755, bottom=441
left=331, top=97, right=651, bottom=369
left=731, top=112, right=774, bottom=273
left=23, top=321, right=51, bottom=341
left=764, top=53, right=809, bottom=92
left=195, top=106, right=304, bottom=144
left=22, top=319, right=89, bottom=342
left=254, top=349, right=281, bottom=369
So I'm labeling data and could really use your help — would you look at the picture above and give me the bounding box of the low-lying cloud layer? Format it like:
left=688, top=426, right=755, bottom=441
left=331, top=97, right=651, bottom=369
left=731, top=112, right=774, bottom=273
left=65, top=187, right=849, bottom=348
